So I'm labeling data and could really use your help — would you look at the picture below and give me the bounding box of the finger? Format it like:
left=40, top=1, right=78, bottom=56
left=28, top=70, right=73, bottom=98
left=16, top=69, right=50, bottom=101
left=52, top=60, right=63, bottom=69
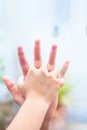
left=57, top=60, right=70, bottom=78
left=3, top=76, right=24, bottom=106
left=49, top=70, right=58, bottom=77
left=47, top=45, right=57, bottom=72
left=39, top=66, right=48, bottom=75
left=17, top=46, right=29, bottom=76
left=57, top=78, right=65, bottom=88
left=18, top=76, right=25, bottom=88
left=34, top=40, right=42, bottom=68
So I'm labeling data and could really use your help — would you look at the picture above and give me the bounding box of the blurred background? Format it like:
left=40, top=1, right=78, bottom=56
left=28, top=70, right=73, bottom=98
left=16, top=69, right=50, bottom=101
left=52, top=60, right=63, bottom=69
left=0, top=0, right=87, bottom=129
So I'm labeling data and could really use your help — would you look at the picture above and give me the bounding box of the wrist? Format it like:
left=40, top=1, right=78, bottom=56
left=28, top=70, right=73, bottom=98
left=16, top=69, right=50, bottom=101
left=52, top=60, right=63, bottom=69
left=26, top=92, right=49, bottom=110
left=26, top=92, right=50, bottom=107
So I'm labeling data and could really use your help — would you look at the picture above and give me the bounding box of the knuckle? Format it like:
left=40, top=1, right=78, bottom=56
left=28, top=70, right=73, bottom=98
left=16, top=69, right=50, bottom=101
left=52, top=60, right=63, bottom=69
left=59, top=80, right=65, bottom=87
left=40, top=70, right=46, bottom=76
left=29, top=69, right=34, bottom=74
left=49, top=75, right=53, bottom=79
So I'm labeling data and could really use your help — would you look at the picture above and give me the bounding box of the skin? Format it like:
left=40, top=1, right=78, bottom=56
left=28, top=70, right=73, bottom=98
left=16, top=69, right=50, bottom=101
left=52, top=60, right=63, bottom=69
left=5, top=65, right=64, bottom=130
left=3, top=40, right=70, bottom=130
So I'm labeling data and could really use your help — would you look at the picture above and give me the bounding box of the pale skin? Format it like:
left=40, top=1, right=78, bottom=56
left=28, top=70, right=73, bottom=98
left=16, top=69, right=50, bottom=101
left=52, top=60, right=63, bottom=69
left=3, top=40, right=70, bottom=130
left=5, top=65, right=65, bottom=130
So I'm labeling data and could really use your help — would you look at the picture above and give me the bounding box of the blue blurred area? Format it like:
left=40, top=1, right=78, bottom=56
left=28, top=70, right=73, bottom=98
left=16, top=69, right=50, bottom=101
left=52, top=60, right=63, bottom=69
left=53, top=0, right=70, bottom=23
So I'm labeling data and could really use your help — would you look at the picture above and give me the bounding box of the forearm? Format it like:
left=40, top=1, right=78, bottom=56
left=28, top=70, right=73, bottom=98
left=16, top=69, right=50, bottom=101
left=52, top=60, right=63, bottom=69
left=6, top=95, right=49, bottom=130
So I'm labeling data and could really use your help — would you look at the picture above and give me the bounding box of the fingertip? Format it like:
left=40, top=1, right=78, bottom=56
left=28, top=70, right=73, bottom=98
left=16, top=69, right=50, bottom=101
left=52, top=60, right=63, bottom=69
left=35, top=40, right=40, bottom=46
left=17, top=45, right=23, bottom=51
left=17, top=45, right=24, bottom=55
left=52, top=45, right=57, bottom=51
left=65, top=60, right=70, bottom=65
left=2, top=75, right=12, bottom=87
left=2, top=75, right=10, bottom=81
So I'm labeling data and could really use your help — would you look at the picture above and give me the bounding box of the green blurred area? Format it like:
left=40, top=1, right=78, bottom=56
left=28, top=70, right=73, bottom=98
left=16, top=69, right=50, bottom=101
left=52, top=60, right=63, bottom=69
left=0, top=100, right=17, bottom=130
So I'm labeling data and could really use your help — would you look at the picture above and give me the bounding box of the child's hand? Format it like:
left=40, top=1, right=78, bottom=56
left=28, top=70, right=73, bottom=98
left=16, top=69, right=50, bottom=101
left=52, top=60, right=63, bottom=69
left=18, top=66, right=64, bottom=104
